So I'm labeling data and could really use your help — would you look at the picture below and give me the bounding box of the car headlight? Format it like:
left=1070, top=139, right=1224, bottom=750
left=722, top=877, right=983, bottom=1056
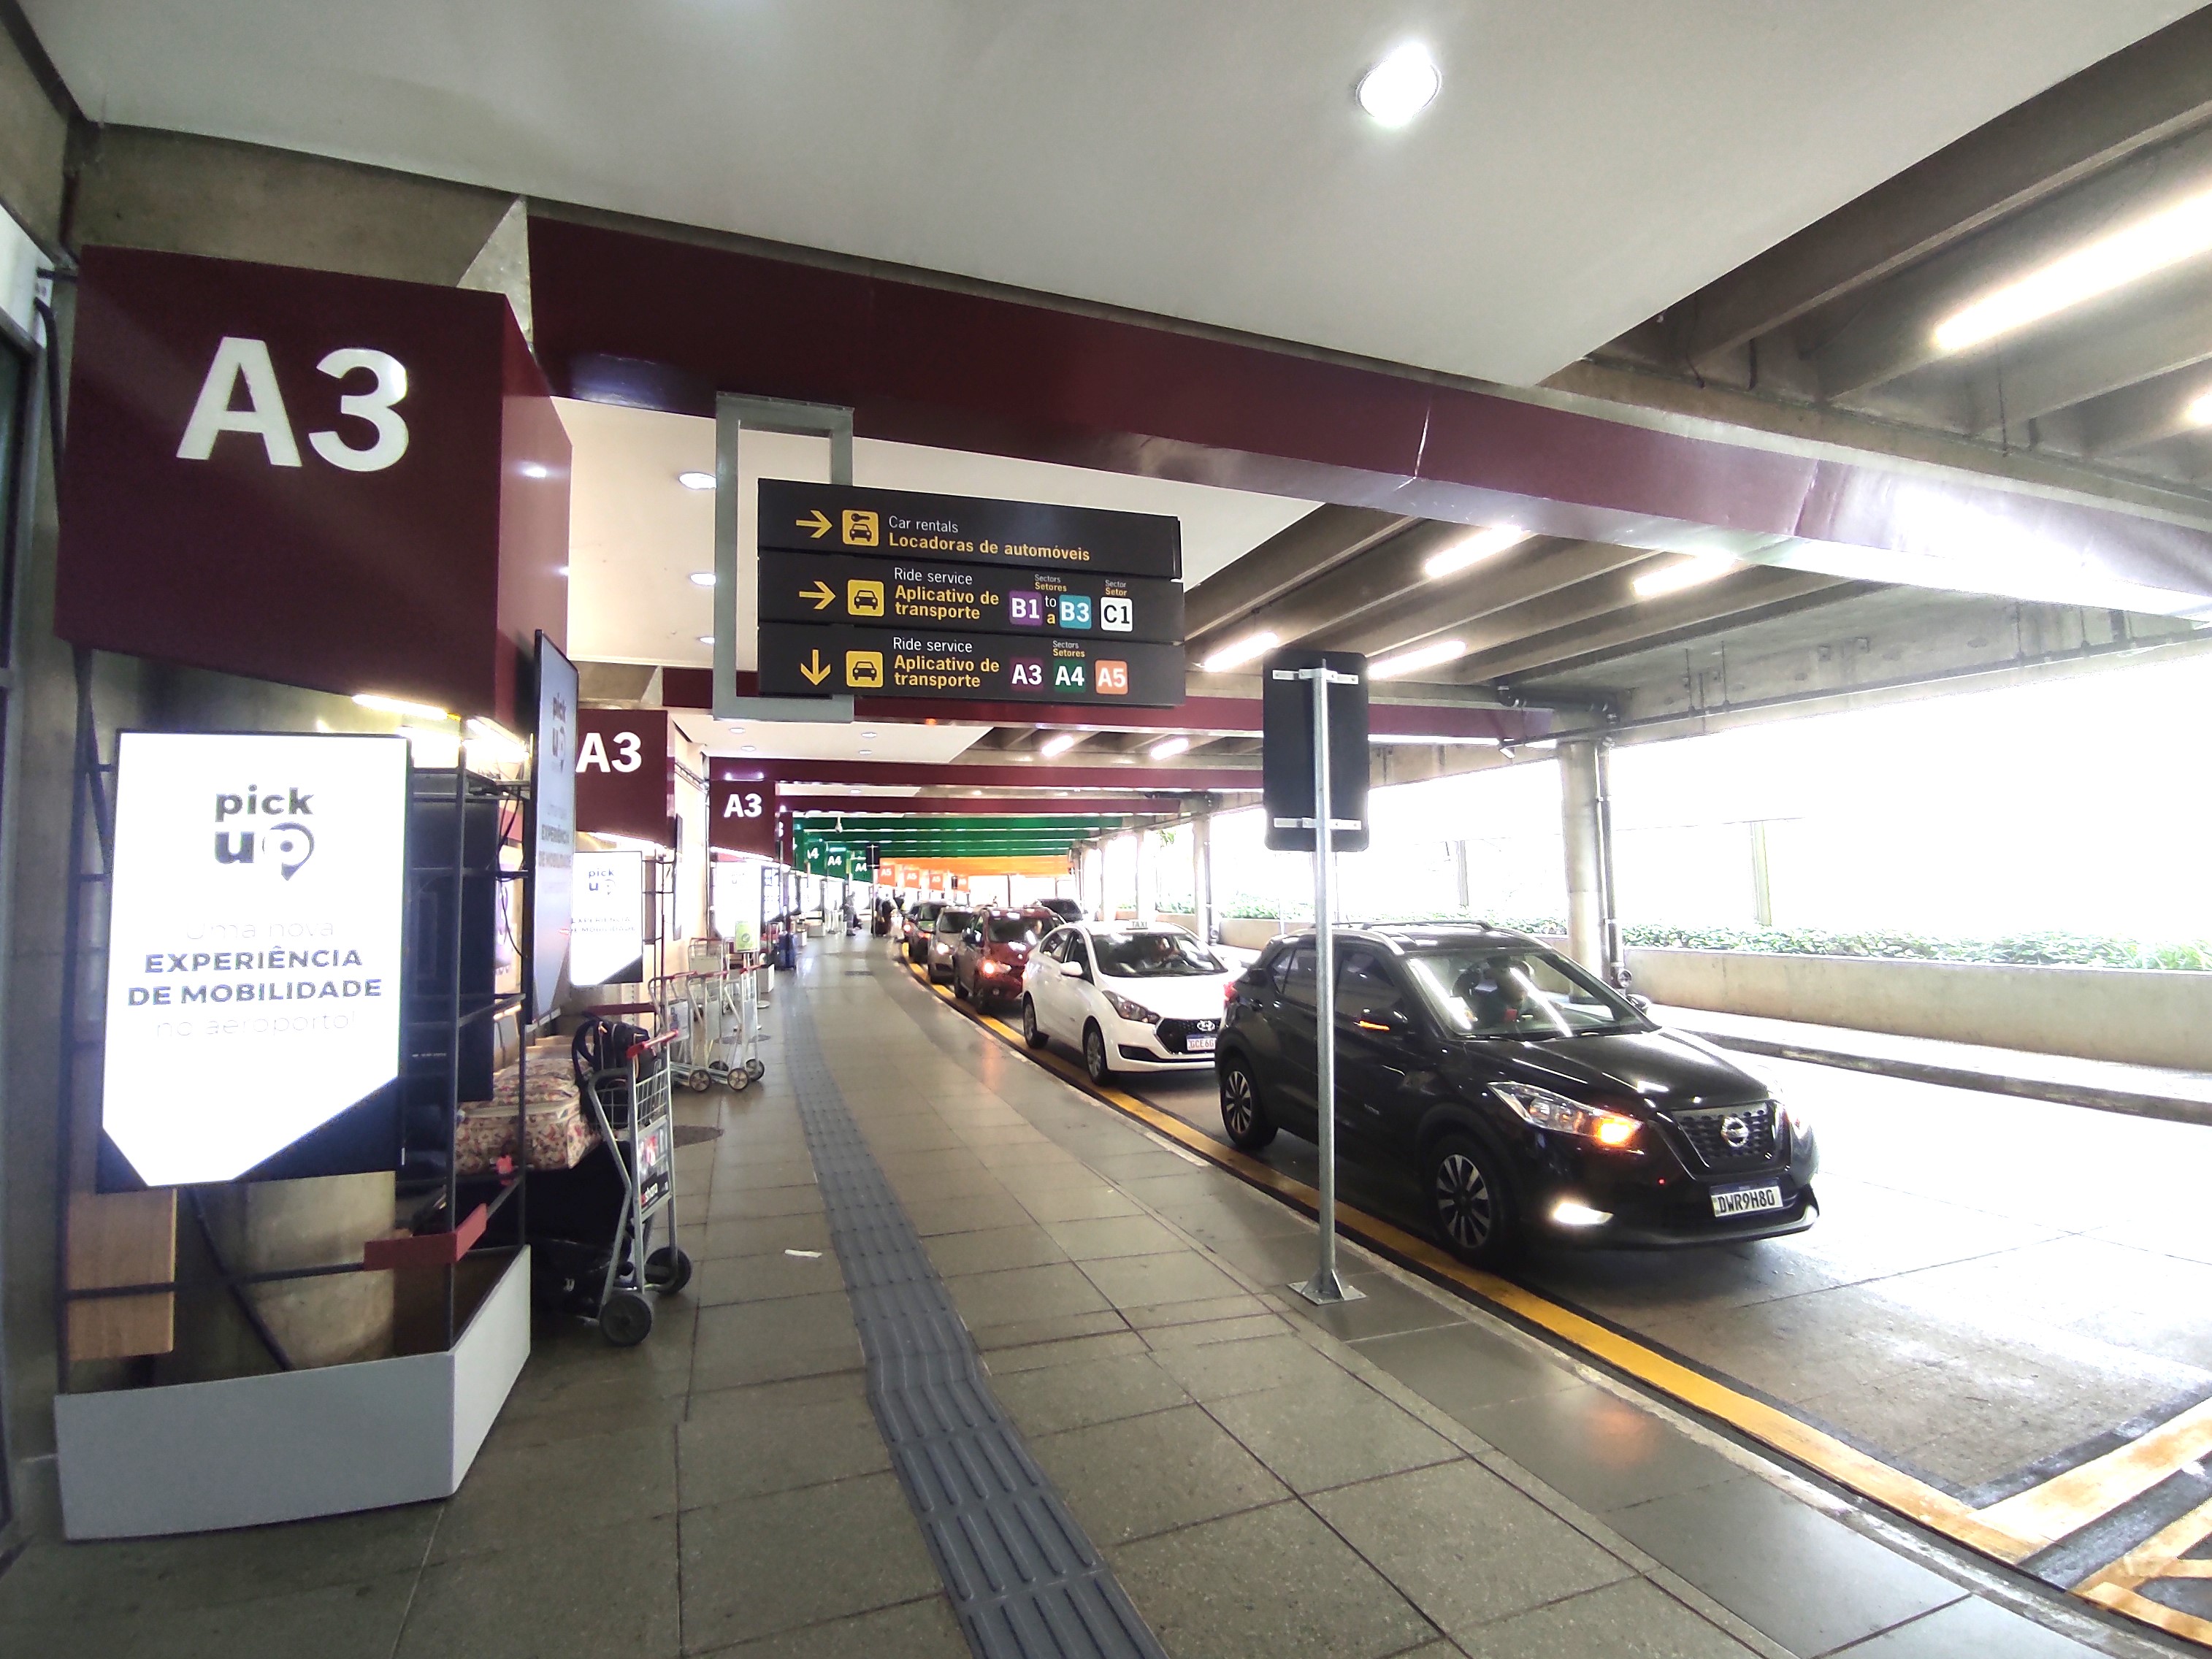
left=1778, top=1099, right=1813, bottom=1141
left=1490, top=1082, right=1642, bottom=1149
left=933, top=942, right=951, bottom=954
left=1103, top=991, right=1159, bottom=1024
left=980, top=960, right=1004, bottom=975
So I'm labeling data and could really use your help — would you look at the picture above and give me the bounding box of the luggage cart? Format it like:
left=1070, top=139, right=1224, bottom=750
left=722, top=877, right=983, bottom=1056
left=574, top=1024, right=691, bottom=1346
left=678, top=966, right=767, bottom=1093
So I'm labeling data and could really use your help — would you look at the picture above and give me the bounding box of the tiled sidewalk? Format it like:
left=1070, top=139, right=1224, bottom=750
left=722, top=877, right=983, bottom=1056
left=0, top=937, right=2160, bottom=1658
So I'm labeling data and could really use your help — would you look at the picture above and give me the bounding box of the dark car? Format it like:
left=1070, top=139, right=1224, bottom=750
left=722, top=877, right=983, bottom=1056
left=1036, top=897, right=1084, bottom=923
left=1215, top=924, right=1818, bottom=1265
left=952, top=907, right=1056, bottom=1009
left=924, top=905, right=977, bottom=984
left=901, top=901, right=944, bottom=964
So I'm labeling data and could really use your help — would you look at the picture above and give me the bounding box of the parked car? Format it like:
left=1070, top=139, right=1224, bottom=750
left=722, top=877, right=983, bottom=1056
left=952, top=907, right=1057, bottom=1009
left=1021, top=923, right=1239, bottom=1083
left=1036, top=897, right=1084, bottom=923
left=900, top=901, right=943, bottom=963
left=1215, top=924, right=1818, bottom=1265
left=924, top=905, right=976, bottom=984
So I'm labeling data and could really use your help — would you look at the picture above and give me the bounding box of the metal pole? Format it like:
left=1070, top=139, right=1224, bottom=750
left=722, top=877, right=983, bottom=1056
left=1296, top=665, right=1358, bottom=1304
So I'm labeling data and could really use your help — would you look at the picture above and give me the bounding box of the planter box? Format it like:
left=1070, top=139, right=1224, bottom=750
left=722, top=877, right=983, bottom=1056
left=54, top=1248, right=530, bottom=1539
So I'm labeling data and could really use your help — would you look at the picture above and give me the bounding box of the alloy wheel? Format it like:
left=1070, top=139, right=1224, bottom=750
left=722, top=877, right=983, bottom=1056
left=1222, top=1070, right=1255, bottom=1139
left=1434, top=1152, right=1494, bottom=1252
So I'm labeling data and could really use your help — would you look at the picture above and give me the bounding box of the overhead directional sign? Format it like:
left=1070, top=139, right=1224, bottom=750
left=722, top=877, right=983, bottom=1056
left=758, top=622, right=1185, bottom=707
left=760, top=480, right=1182, bottom=581
left=758, top=548, right=1183, bottom=643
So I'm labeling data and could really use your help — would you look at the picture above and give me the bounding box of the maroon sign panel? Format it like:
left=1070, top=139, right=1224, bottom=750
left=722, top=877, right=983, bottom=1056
left=709, top=777, right=778, bottom=858
left=55, top=246, right=569, bottom=725
left=575, top=710, right=671, bottom=845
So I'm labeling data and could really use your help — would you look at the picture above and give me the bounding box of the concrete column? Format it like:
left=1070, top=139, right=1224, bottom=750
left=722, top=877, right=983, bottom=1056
left=1193, top=815, right=1216, bottom=945
left=1561, top=739, right=1612, bottom=978
left=1134, top=830, right=1156, bottom=925
left=1450, top=838, right=1471, bottom=913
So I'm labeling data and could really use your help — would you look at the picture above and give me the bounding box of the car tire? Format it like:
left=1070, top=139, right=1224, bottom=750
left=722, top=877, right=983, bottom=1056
left=1424, top=1133, right=1519, bottom=1266
left=1083, top=1021, right=1111, bottom=1085
left=1022, top=998, right=1049, bottom=1049
left=952, top=973, right=968, bottom=1000
left=1218, top=1060, right=1277, bottom=1152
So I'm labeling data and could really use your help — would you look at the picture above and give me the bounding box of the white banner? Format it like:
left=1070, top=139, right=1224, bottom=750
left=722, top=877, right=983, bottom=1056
left=103, top=732, right=408, bottom=1186
left=571, top=849, right=646, bottom=986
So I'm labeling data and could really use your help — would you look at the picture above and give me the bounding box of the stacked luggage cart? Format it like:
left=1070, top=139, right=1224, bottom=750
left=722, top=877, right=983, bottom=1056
left=656, top=962, right=768, bottom=1094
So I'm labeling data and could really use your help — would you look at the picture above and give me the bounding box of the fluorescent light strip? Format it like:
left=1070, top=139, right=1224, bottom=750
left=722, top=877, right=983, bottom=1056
left=354, top=691, right=451, bottom=721
left=1631, top=554, right=1738, bottom=599
left=1369, top=638, right=1467, bottom=681
left=1148, top=736, right=1192, bottom=759
left=1368, top=732, right=1501, bottom=746
left=1423, top=526, right=1527, bottom=582
left=1935, top=185, right=2212, bottom=353
left=1200, top=630, right=1279, bottom=674
left=1038, top=733, right=1079, bottom=757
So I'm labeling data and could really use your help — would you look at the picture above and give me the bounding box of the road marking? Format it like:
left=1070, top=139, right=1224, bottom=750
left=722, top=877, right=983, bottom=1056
left=2078, top=1495, right=2212, bottom=1644
left=1980, top=1396, right=2212, bottom=1559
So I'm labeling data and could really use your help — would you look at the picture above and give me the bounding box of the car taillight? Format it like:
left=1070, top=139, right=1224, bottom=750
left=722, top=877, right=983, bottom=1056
left=1223, top=982, right=1237, bottom=1003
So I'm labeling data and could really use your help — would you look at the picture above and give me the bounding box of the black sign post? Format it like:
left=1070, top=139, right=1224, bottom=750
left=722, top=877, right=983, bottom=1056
left=1261, top=647, right=1369, bottom=1308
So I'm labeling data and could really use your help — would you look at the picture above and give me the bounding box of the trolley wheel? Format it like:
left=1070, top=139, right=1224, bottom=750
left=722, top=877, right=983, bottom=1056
left=730, top=1068, right=751, bottom=1092
left=599, top=1290, right=654, bottom=1347
left=646, top=1246, right=694, bottom=1295
left=688, top=1069, right=713, bottom=1093
left=745, top=1058, right=766, bottom=1081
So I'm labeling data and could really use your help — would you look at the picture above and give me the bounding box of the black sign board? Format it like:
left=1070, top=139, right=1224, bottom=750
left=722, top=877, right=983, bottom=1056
left=1262, top=648, right=1370, bottom=852
left=758, top=548, right=1184, bottom=643
left=758, top=621, right=1186, bottom=707
left=759, top=480, right=1182, bottom=581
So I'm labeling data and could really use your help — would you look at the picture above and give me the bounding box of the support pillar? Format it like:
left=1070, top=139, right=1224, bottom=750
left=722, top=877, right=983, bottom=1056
left=1134, top=830, right=1156, bottom=926
left=1561, top=739, right=1618, bottom=982
left=1193, top=814, right=1216, bottom=946
left=1450, top=838, right=1470, bottom=914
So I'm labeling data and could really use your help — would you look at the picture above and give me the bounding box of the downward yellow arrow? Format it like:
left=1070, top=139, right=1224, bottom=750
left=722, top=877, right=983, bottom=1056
left=800, top=650, right=832, bottom=686
left=801, top=580, right=836, bottom=610
left=798, top=509, right=833, bottom=539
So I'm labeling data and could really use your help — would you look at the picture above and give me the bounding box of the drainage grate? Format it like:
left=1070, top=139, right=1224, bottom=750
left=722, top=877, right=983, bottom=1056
left=778, top=996, right=1168, bottom=1659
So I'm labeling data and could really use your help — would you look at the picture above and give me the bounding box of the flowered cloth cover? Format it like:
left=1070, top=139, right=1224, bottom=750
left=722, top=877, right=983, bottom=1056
left=454, top=1061, right=600, bottom=1174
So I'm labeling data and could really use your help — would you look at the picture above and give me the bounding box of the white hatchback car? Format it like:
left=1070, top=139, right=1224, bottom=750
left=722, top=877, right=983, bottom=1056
left=1020, top=923, right=1239, bottom=1083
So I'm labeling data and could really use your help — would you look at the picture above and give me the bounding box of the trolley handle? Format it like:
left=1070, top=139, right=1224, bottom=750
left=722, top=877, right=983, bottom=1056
left=627, top=1027, right=686, bottom=1064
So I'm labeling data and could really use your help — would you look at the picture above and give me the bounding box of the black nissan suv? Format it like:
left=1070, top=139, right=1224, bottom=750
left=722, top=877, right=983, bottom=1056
left=1214, top=924, right=1818, bottom=1264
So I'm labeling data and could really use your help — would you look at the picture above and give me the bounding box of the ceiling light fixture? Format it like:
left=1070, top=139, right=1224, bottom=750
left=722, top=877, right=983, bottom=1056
left=517, top=461, right=551, bottom=480
left=1368, top=732, right=1502, bottom=746
left=1200, top=630, right=1279, bottom=674
left=697, top=635, right=716, bottom=645
left=1631, top=555, right=1739, bottom=599
left=1149, top=736, right=1192, bottom=759
left=862, top=729, right=878, bottom=739
left=1039, top=733, right=1079, bottom=757
left=353, top=691, right=451, bottom=721
left=2187, top=388, right=2212, bottom=427
left=678, top=470, right=716, bottom=491
left=1357, top=42, right=1442, bottom=128
left=1369, top=638, right=1468, bottom=681
left=1935, top=185, right=2212, bottom=353
left=740, top=743, right=758, bottom=754
left=1423, top=526, right=1526, bottom=581
left=689, top=571, right=716, bottom=587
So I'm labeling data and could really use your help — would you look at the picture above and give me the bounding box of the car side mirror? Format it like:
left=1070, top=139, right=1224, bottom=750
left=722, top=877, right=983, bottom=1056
left=1352, top=1006, right=1413, bottom=1034
left=1627, top=993, right=1651, bottom=1012
left=1060, top=959, right=1085, bottom=978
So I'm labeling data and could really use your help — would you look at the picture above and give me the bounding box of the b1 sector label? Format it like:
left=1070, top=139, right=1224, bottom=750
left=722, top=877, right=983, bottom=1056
left=758, top=623, right=1186, bottom=708
left=757, top=549, right=1184, bottom=643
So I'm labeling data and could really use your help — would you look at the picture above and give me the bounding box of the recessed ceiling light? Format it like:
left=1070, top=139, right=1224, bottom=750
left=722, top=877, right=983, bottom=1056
left=1149, top=736, right=1192, bottom=759
left=1357, top=42, right=1441, bottom=128
left=689, top=571, right=716, bottom=587
left=857, top=748, right=872, bottom=756
left=2187, top=388, right=2212, bottom=426
left=518, top=461, right=551, bottom=480
left=554, top=564, right=569, bottom=578
left=1200, top=630, right=1279, bottom=674
left=1040, top=733, right=1079, bottom=757
left=1370, top=638, right=1468, bottom=681
left=698, top=635, right=715, bottom=645
left=862, top=729, right=878, bottom=739
left=1631, top=555, right=1738, bottom=599
left=678, top=470, right=716, bottom=491
left=1423, top=526, right=1526, bottom=582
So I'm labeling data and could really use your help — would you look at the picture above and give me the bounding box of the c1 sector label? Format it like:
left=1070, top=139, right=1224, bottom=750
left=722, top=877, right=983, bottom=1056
left=759, top=479, right=1181, bottom=581
left=758, top=623, right=1187, bottom=708
left=757, top=549, right=1185, bottom=644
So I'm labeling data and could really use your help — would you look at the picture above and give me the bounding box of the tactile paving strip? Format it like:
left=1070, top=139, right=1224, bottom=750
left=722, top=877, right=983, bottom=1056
left=779, top=996, right=1168, bottom=1659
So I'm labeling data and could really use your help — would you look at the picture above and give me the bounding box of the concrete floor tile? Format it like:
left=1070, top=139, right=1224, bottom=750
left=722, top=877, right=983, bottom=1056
left=966, top=1308, right=1132, bottom=1351
left=399, top=1514, right=681, bottom=1659
left=1206, top=1372, right=1460, bottom=1494
left=903, top=1192, right=1035, bottom=1235
left=678, top=1391, right=889, bottom=1507
left=922, top=1222, right=1071, bottom=1277
left=1449, top=1387, right=1745, bottom=1516
left=946, top=1260, right=1114, bottom=1330
left=1081, top=1249, right=1248, bottom=1310
left=1140, top=1311, right=1295, bottom=1348
left=1110, top=1501, right=1438, bottom=1659
left=1120, top=1292, right=1277, bottom=1330
left=678, top=1473, right=941, bottom=1652
left=1274, top=1272, right=1466, bottom=1344
left=1605, top=1479, right=1964, bottom=1656
left=4, top=1572, right=419, bottom=1659
left=1152, top=1332, right=1350, bottom=1402
left=992, top=1350, right=1195, bottom=1436
left=698, top=1595, right=968, bottom=1658
left=717, top=1157, right=819, bottom=1190
left=1455, top=1576, right=1761, bottom=1658
left=435, top=1421, right=678, bottom=1560
left=1030, top=1404, right=1291, bottom=1544
left=681, top=1212, right=834, bottom=1262
left=1203, top=1229, right=1349, bottom=1284
left=880, top=1166, right=1010, bottom=1203
left=1349, top=1324, right=1583, bottom=1421
left=1038, top=1213, right=1187, bottom=1260
left=1312, top=1460, right=1631, bottom=1639
left=692, top=1292, right=862, bottom=1391
left=693, top=1247, right=846, bottom=1306
left=1014, top=1182, right=1148, bottom=1222
left=980, top=1329, right=1153, bottom=1375
left=1825, top=1595, right=2106, bottom=1658
left=704, top=1184, right=828, bottom=1220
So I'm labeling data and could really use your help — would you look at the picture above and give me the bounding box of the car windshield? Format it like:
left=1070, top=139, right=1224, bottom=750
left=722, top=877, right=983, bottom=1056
left=988, top=918, right=1038, bottom=943
left=1090, top=932, right=1223, bottom=977
left=912, top=905, right=941, bottom=926
left=938, top=909, right=976, bottom=932
left=1401, top=945, right=1647, bottom=1038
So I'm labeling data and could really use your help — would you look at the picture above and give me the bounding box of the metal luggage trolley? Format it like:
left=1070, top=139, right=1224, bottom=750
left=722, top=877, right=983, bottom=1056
left=576, top=1024, right=692, bottom=1346
left=677, top=965, right=767, bottom=1094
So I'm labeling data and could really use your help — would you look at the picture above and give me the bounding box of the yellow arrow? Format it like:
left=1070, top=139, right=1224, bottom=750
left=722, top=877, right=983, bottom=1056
left=798, top=509, right=833, bottom=539
left=800, top=579, right=836, bottom=610
left=800, top=650, right=832, bottom=686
